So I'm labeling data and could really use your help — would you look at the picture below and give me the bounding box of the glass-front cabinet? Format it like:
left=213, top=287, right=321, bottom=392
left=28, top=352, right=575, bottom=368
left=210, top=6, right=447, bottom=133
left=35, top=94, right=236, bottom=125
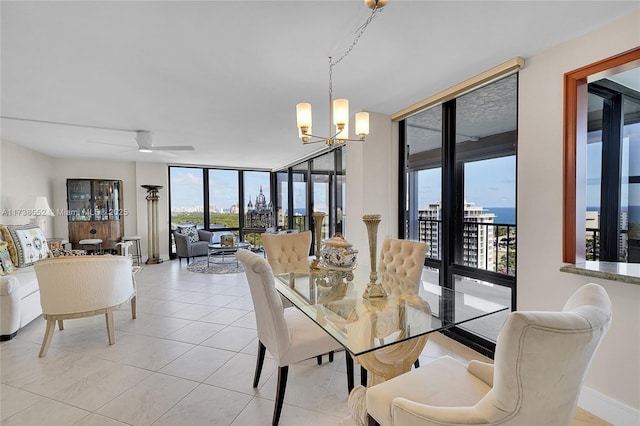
left=66, top=179, right=124, bottom=251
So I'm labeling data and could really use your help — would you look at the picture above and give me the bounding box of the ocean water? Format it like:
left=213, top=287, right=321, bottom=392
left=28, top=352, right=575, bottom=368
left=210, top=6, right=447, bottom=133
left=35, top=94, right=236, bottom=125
left=484, top=207, right=515, bottom=225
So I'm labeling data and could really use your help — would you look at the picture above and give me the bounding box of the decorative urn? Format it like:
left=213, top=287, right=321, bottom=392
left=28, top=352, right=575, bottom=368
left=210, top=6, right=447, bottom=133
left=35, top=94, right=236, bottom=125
left=319, top=233, right=358, bottom=269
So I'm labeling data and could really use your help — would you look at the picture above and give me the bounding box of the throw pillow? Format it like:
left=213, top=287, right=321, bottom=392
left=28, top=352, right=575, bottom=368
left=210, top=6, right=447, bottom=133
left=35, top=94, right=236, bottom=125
left=180, top=227, right=200, bottom=243
left=1, top=225, right=49, bottom=267
left=0, top=241, right=15, bottom=275
left=49, top=248, right=87, bottom=257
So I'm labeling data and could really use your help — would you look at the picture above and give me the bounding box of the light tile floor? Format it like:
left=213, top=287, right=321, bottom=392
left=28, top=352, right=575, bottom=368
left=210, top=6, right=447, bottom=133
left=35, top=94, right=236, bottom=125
left=1, top=259, right=491, bottom=426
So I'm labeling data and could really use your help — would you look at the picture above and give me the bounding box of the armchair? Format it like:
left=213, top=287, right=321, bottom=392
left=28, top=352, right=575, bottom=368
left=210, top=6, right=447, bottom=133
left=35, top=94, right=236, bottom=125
left=34, top=255, right=136, bottom=357
left=364, top=283, right=612, bottom=426
left=173, top=227, right=213, bottom=264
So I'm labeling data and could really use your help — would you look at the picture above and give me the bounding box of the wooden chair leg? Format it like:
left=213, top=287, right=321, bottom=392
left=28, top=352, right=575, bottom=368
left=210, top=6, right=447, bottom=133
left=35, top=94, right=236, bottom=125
left=254, top=341, right=266, bottom=387
left=346, top=351, right=354, bottom=393
left=105, top=311, right=115, bottom=345
left=39, top=318, right=56, bottom=358
left=367, top=414, right=380, bottom=426
left=57, top=320, right=64, bottom=330
left=130, top=295, right=137, bottom=319
left=273, top=366, right=289, bottom=426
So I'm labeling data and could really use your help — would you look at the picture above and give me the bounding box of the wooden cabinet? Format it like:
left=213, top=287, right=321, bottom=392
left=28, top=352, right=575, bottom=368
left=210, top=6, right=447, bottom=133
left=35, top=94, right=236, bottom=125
left=67, top=179, right=125, bottom=251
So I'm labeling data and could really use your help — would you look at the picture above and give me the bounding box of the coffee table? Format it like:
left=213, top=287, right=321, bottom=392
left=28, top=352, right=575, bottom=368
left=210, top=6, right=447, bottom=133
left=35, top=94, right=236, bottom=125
left=207, top=242, right=251, bottom=267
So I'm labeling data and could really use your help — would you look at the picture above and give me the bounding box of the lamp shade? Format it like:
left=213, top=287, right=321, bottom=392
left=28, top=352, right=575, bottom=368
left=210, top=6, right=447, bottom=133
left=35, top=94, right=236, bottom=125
left=296, top=103, right=312, bottom=133
left=333, top=99, right=349, bottom=126
left=355, top=112, right=370, bottom=137
left=33, top=196, right=54, bottom=216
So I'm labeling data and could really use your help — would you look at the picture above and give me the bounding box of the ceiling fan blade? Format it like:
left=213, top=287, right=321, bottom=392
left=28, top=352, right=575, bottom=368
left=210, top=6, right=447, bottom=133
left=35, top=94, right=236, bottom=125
left=87, top=140, right=133, bottom=148
left=150, top=145, right=195, bottom=151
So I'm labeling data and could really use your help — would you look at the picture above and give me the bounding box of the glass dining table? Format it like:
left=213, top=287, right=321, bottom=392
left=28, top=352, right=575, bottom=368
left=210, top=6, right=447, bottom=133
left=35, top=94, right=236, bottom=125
left=274, top=265, right=508, bottom=386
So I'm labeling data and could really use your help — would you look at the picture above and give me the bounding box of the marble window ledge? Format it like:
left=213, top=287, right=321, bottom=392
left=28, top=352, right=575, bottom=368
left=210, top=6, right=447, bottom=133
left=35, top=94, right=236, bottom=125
left=560, top=261, right=640, bottom=285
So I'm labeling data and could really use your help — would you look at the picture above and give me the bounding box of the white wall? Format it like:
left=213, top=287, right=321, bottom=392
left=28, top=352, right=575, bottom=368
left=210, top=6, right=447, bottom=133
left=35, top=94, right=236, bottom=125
left=135, top=162, right=170, bottom=261
left=0, top=141, right=56, bottom=236
left=346, top=112, right=398, bottom=273
left=518, top=10, right=640, bottom=418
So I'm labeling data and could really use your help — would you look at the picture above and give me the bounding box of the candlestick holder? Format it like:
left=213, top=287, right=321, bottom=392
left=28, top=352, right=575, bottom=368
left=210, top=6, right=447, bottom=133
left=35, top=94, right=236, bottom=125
left=362, top=214, right=386, bottom=299
left=310, top=211, right=326, bottom=270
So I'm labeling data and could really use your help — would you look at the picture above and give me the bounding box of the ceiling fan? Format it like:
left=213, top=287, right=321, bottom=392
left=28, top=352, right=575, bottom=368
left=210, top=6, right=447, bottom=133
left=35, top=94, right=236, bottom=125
left=0, top=116, right=195, bottom=153
left=134, top=131, right=194, bottom=153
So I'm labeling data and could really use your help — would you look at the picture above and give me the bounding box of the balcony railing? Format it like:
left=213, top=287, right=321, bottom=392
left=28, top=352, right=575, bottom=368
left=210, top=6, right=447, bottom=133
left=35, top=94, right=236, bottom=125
left=418, top=219, right=516, bottom=276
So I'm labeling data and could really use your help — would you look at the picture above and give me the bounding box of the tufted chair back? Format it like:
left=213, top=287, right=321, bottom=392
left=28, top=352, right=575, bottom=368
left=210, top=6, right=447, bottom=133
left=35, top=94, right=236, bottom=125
left=262, top=230, right=312, bottom=274
left=378, top=239, right=428, bottom=291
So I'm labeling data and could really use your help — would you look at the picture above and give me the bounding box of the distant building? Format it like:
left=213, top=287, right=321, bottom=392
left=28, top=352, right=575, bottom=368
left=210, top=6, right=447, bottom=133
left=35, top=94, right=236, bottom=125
left=246, top=186, right=273, bottom=229
left=419, top=201, right=496, bottom=270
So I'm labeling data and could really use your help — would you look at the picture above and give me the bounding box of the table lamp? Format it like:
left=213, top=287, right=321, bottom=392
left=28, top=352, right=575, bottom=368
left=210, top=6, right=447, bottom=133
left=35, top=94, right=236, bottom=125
left=29, top=196, right=54, bottom=233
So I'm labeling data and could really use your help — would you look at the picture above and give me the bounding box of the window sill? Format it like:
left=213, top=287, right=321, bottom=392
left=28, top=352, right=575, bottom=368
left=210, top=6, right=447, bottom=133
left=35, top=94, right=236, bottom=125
left=560, top=261, right=640, bottom=285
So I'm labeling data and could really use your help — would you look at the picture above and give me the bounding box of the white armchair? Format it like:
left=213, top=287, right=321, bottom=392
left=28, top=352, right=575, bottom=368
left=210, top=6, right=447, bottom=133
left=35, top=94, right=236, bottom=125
left=34, top=255, right=136, bottom=357
left=364, top=283, right=612, bottom=426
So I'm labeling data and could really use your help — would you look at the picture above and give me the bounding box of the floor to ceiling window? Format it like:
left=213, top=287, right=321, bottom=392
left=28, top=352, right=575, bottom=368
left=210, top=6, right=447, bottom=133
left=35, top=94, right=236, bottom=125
left=168, top=166, right=273, bottom=258
left=275, top=147, right=346, bottom=254
left=401, top=73, right=518, bottom=355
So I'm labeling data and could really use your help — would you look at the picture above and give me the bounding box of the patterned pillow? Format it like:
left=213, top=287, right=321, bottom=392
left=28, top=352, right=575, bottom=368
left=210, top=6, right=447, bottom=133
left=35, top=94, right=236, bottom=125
left=1, top=225, right=50, bottom=267
left=180, top=227, right=200, bottom=243
left=0, top=241, right=15, bottom=275
left=49, top=248, right=87, bottom=257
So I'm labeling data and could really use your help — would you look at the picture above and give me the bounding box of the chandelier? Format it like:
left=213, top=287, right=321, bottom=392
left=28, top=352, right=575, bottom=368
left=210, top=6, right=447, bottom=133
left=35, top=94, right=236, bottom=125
left=295, top=0, right=388, bottom=146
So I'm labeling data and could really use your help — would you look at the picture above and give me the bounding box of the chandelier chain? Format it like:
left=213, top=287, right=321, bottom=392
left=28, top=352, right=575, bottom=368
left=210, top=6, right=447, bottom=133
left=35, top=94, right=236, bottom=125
left=329, top=5, right=382, bottom=94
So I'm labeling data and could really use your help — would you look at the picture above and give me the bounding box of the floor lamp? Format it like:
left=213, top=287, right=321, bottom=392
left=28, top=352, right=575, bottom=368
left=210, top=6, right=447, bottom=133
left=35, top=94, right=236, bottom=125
left=142, top=185, right=163, bottom=264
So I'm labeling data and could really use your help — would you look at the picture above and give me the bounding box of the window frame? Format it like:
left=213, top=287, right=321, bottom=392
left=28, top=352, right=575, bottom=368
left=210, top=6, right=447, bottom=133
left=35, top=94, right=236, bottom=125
left=562, top=47, right=640, bottom=262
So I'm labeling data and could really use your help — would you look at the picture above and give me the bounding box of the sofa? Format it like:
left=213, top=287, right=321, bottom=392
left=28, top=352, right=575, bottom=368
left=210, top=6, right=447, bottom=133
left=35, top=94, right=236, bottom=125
left=0, top=224, right=49, bottom=340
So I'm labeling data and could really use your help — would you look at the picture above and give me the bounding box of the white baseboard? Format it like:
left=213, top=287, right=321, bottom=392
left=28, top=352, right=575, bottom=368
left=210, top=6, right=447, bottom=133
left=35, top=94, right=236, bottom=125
left=579, top=386, right=640, bottom=425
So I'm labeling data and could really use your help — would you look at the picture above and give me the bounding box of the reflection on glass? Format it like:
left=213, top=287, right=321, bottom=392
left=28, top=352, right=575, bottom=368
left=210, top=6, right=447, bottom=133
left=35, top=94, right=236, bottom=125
left=456, top=74, right=517, bottom=275
left=452, top=274, right=512, bottom=342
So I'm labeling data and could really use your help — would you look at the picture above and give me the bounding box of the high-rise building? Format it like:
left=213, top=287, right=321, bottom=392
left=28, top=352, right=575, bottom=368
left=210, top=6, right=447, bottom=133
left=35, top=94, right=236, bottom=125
left=418, top=201, right=496, bottom=270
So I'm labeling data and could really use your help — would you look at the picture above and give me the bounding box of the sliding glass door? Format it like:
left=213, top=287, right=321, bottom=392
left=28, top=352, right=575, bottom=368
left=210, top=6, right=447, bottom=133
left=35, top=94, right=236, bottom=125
left=402, top=73, right=518, bottom=355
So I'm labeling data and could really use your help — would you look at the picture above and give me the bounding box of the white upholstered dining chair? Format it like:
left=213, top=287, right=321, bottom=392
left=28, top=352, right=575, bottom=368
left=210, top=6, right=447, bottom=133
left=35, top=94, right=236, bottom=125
left=378, top=238, right=428, bottom=292
left=357, top=238, right=428, bottom=380
left=236, top=249, right=352, bottom=426
left=261, top=230, right=312, bottom=309
left=262, top=230, right=313, bottom=274
left=34, top=255, right=136, bottom=357
left=364, top=283, right=612, bottom=426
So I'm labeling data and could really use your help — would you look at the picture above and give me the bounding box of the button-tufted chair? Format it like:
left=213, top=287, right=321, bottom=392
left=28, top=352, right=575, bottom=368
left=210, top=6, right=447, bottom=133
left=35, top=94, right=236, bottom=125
left=262, top=230, right=338, bottom=366
left=357, top=238, right=428, bottom=382
left=378, top=238, right=428, bottom=290
left=364, top=283, right=612, bottom=426
left=262, top=230, right=313, bottom=274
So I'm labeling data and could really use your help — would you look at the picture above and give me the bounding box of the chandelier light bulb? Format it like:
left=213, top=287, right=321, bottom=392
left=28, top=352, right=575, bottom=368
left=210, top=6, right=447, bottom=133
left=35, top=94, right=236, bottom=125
left=355, top=112, right=370, bottom=137
left=296, top=103, right=312, bottom=135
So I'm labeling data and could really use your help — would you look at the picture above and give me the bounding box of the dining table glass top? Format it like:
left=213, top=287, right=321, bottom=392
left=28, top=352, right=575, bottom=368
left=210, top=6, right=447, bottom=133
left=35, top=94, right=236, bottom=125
left=274, top=266, right=508, bottom=357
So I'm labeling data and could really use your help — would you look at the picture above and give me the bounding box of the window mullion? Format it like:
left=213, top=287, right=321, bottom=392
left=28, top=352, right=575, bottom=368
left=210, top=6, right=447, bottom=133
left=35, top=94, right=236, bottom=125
left=599, top=94, right=623, bottom=260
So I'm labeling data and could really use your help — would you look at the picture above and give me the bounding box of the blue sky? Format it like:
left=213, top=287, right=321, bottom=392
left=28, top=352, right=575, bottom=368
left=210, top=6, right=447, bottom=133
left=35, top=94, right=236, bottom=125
left=418, top=156, right=516, bottom=209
